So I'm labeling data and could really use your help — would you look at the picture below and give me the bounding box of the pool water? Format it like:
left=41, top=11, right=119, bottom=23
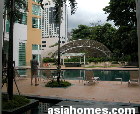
left=17, top=69, right=134, bottom=82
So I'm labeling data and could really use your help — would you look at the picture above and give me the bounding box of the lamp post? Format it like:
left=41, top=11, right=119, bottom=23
left=7, top=0, right=14, bottom=100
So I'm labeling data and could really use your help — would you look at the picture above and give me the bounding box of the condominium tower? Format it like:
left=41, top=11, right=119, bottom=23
left=41, top=0, right=68, bottom=52
left=26, top=0, right=42, bottom=65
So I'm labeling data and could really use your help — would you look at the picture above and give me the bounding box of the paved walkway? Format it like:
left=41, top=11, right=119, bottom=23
left=17, top=66, right=139, bottom=70
left=2, top=77, right=140, bottom=104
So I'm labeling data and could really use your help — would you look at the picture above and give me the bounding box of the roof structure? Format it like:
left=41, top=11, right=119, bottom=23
left=61, top=53, right=85, bottom=57
left=52, top=39, right=112, bottom=58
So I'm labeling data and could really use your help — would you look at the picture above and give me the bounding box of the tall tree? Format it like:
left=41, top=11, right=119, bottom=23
left=40, top=0, right=77, bottom=83
left=103, top=0, right=136, bottom=27
left=71, top=23, right=117, bottom=53
left=4, top=0, right=27, bottom=22
left=4, top=0, right=27, bottom=100
left=72, top=25, right=91, bottom=40
left=103, top=0, right=138, bottom=62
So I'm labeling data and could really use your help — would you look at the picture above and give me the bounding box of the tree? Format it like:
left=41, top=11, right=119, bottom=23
left=4, top=0, right=27, bottom=22
left=4, top=0, right=27, bottom=100
left=72, top=25, right=91, bottom=40
left=103, top=0, right=136, bottom=27
left=40, top=0, right=77, bottom=83
left=103, top=0, right=138, bottom=62
left=71, top=23, right=117, bottom=53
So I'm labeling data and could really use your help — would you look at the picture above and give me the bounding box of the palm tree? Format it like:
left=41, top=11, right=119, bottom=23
left=4, top=0, right=27, bottom=100
left=4, top=0, right=26, bottom=22
left=40, top=0, right=77, bottom=83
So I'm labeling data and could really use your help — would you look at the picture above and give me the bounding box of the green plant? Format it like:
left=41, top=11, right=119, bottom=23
left=64, top=57, right=80, bottom=62
left=43, top=58, right=56, bottom=63
left=111, top=61, right=119, bottom=64
left=87, top=57, right=111, bottom=63
left=45, top=80, right=71, bottom=87
left=2, top=94, right=30, bottom=110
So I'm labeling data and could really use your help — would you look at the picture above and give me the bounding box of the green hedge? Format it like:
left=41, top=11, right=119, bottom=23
left=64, top=57, right=81, bottom=62
left=2, top=94, right=30, bottom=110
left=43, top=58, right=56, bottom=63
left=87, top=57, right=111, bottom=63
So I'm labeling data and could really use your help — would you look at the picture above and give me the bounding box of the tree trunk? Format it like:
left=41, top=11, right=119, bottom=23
left=57, top=0, right=62, bottom=84
left=7, top=0, right=14, bottom=100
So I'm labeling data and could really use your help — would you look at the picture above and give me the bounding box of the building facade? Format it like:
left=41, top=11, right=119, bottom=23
left=13, top=23, right=27, bottom=67
left=26, top=0, right=42, bottom=66
left=41, top=0, right=68, bottom=52
left=3, top=12, right=27, bottom=67
left=4, top=0, right=68, bottom=66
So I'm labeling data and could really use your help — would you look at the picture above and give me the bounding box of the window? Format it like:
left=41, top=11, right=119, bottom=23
left=32, top=4, right=41, bottom=16
left=45, top=3, right=48, bottom=5
left=18, top=43, right=26, bottom=66
left=6, top=20, right=10, bottom=32
left=62, top=41, right=65, bottom=43
left=42, top=41, right=46, bottom=43
left=21, top=13, right=27, bottom=25
left=32, top=17, right=41, bottom=29
left=32, top=0, right=40, bottom=3
left=42, top=45, right=46, bottom=47
left=32, top=54, right=38, bottom=61
left=32, top=44, right=38, bottom=50
left=39, top=45, right=41, bottom=50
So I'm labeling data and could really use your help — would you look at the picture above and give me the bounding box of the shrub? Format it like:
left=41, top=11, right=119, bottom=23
left=64, top=57, right=80, bottom=62
left=111, top=61, right=119, bottom=64
left=45, top=80, right=71, bottom=87
left=2, top=94, right=30, bottom=110
left=43, top=58, right=56, bottom=63
left=87, top=57, right=111, bottom=63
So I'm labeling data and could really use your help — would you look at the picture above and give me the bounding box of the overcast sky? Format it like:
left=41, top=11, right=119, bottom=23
left=67, top=0, right=112, bottom=32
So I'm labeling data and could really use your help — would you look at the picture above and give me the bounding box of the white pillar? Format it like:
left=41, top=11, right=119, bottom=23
left=136, top=0, right=140, bottom=83
left=80, top=57, right=81, bottom=64
left=63, top=57, right=64, bottom=65
left=84, top=55, right=85, bottom=65
left=38, top=45, right=40, bottom=66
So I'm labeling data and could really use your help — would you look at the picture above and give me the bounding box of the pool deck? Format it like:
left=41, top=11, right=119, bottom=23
left=17, top=66, right=139, bottom=70
left=2, top=73, right=140, bottom=104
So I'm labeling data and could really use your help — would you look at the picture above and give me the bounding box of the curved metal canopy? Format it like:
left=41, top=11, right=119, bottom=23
left=52, top=39, right=112, bottom=58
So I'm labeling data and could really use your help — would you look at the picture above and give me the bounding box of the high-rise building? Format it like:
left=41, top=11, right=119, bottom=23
left=41, top=0, right=68, bottom=51
left=3, top=12, right=27, bottom=67
left=26, top=0, right=42, bottom=65
left=4, top=0, right=68, bottom=66
left=4, top=0, right=42, bottom=67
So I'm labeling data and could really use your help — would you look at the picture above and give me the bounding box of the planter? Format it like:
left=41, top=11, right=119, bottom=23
left=2, top=99, right=39, bottom=114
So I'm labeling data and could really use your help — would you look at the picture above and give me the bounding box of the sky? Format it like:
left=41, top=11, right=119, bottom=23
left=67, top=0, right=112, bottom=32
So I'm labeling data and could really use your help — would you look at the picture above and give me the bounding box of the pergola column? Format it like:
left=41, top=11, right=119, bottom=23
left=80, top=57, right=81, bottom=64
left=63, top=57, right=64, bottom=65
left=84, top=55, right=85, bottom=65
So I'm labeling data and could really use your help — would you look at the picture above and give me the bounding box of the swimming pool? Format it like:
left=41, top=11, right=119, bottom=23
left=16, top=69, right=137, bottom=82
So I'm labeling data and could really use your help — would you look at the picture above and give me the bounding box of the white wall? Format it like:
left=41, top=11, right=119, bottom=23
left=41, top=37, right=65, bottom=58
left=13, top=23, right=27, bottom=66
